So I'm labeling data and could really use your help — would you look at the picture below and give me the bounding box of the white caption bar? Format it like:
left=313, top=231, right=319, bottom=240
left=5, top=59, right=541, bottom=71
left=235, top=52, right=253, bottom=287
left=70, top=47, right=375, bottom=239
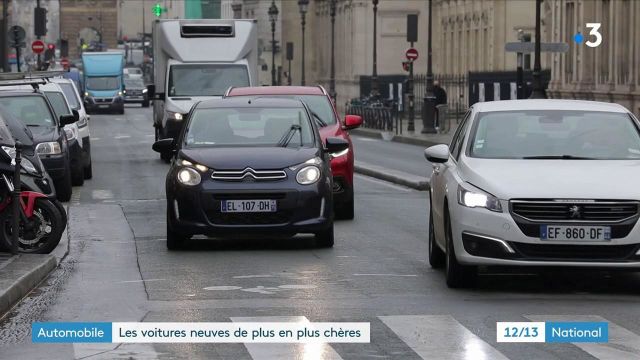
left=112, top=322, right=370, bottom=343
left=497, top=322, right=546, bottom=343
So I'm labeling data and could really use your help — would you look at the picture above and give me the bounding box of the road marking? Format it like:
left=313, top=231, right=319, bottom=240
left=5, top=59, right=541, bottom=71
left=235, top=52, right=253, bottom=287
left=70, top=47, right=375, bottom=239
left=355, top=174, right=412, bottom=192
left=352, top=136, right=379, bottom=142
left=231, top=316, right=344, bottom=360
left=91, top=137, right=101, bottom=141
left=379, top=315, right=509, bottom=360
left=114, top=135, right=131, bottom=139
left=119, top=279, right=166, bottom=283
left=203, top=286, right=242, bottom=291
left=352, top=273, right=418, bottom=277
left=92, top=189, right=114, bottom=200
left=526, top=315, right=640, bottom=360
left=233, top=275, right=274, bottom=279
left=145, top=134, right=155, bottom=137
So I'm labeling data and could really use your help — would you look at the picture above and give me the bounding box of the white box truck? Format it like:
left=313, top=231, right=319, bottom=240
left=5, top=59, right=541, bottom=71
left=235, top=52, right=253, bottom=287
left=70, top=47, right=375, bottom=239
left=148, top=19, right=258, bottom=151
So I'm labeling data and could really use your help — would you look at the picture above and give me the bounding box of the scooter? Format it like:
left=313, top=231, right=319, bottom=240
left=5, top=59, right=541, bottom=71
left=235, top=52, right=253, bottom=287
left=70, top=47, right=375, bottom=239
left=0, top=119, right=65, bottom=254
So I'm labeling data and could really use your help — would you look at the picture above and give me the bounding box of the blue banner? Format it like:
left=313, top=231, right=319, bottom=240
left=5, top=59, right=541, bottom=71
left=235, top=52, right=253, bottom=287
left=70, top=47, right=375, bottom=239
left=32, top=322, right=112, bottom=343
left=545, top=322, right=608, bottom=343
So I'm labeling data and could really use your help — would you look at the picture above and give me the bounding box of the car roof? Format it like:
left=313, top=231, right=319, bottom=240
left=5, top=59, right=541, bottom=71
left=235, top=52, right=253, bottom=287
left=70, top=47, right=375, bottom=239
left=198, top=97, right=307, bottom=109
left=473, top=99, right=629, bottom=113
left=0, top=90, right=42, bottom=97
left=227, top=86, right=326, bottom=96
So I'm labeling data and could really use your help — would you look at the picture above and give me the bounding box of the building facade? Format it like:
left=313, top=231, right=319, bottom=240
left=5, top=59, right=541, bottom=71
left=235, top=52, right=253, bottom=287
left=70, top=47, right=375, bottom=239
left=546, top=0, right=640, bottom=116
left=60, top=0, right=118, bottom=59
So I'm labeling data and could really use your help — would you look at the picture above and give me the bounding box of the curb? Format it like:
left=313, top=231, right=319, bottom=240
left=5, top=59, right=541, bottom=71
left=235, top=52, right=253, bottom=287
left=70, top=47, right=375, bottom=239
left=355, top=161, right=430, bottom=191
left=351, top=128, right=444, bottom=148
left=0, top=254, right=56, bottom=317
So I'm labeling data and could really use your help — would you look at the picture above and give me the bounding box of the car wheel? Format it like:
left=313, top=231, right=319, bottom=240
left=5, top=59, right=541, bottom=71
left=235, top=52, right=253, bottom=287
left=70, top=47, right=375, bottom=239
left=444, top=205, right=476, bottom=288
left=118, top=107, right=125, bottom=115
left=335, top=194, right=355, bottom=220
left=71, top=160, right=85, bottom=186
left=166, top=209, right=189, bottom=250
left=428, top=203, right=445, bottom=268
left=142, top=100, right=150, bottom=108
left=55, top=166, right=73, bottom=202
left=84, top=158, right=93, bottom=179
left=315, top=224, right=335, bottom=248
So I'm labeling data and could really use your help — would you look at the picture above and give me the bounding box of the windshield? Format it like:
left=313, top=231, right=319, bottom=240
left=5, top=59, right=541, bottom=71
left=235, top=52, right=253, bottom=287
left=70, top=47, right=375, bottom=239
left=469, top=110, right=640, bottom=160
left=232, top=95, right=337, bottom=126
left=86, top=76, right=120, bottom=91
left=44, top=91, right=72, bottom=119
left=0, top=96, right=55, bottom=127
left=58, top=83, right=80, bottom=109
left=168, top=64, right=249, bottom=97
left=0, top=105, right=31, bottom=147
left=0, top=107, right=16, bottom=147
left=125, top=68, right=142, bottom=75
left=124, top=79, right=145, bottom=88
left=184, top=107, right=314, bottom=148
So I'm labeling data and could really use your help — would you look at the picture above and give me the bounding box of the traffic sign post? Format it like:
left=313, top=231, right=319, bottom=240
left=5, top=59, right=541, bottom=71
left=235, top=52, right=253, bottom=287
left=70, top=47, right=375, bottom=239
left=505, top=41, right=568, bottom=98
left=405, top=47, right=418, bottom=132
left=32, top=40, right=45, bottom=54
left=405, top=48, right=419, bottom=61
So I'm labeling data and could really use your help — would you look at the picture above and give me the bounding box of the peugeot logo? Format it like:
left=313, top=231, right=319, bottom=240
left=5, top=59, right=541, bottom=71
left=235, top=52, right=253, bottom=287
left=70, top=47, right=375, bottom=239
left=568, top=205, right=582, bottom=219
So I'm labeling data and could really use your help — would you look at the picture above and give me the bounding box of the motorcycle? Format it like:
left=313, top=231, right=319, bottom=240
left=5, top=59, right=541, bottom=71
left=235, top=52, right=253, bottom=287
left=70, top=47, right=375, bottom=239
left=0, top=109, right=65, bottom=254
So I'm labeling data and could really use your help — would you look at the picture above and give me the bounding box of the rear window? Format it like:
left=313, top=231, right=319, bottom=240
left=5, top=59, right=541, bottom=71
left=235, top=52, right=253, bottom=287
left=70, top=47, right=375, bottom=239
left=0, top=96, right=55, bottom=127
left=58, top=83, right=80, bottom=109
left=44, top=91, right=72, bottom=118
left=231, top=94, right=337, bottom=126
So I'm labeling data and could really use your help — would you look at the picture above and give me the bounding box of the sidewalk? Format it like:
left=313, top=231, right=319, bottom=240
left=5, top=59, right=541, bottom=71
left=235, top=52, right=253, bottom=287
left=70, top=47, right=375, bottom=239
left=351, top=116, right=459, bottom=148
left=0, top=207, right=70, bottom=318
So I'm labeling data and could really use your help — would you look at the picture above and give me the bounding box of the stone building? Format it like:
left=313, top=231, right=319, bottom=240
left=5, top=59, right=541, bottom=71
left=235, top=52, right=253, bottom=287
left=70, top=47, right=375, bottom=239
left=545, top=0, right=640, bottom=116
left=60, top=0, right=118, bottom=59
left=279, top=0, right=547, bottom=113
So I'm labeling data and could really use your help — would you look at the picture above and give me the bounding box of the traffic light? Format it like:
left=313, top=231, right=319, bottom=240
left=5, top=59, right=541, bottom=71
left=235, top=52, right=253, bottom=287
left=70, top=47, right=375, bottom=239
left=152, top=3, right=164, bottom=17
left=44, top=44, right=55, bottom=61
left=34, top=7, right=47, bottom=36
left=47, top=43, right=55, bottom=51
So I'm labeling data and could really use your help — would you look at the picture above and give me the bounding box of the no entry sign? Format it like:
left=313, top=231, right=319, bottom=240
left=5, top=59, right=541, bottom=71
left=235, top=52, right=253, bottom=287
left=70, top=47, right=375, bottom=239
left=405, top=48, right=419, bottom=61
left=32, top=40, right=45, bottom=54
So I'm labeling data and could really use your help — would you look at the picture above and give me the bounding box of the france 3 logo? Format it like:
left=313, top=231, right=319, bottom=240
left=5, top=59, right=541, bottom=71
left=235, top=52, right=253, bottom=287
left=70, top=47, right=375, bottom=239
left=573, top=23, right=602, bottom=48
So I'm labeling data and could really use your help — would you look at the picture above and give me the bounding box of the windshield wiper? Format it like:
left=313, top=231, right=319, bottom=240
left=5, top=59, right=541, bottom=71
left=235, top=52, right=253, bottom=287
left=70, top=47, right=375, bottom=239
left=309, top=110, right=327, bottom=127
left=522, top=155, right=596, bottom=160
left=278, top=125, right=302, bottom=148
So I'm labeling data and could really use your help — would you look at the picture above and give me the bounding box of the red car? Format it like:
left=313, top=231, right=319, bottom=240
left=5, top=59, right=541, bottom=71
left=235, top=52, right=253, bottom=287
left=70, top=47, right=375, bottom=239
left=225, top=86, right=362, bottom=219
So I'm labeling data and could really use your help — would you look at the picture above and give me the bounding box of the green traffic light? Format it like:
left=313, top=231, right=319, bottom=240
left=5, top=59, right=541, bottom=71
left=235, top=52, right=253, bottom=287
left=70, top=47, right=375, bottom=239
left=152, top=3, right=163, bottom=17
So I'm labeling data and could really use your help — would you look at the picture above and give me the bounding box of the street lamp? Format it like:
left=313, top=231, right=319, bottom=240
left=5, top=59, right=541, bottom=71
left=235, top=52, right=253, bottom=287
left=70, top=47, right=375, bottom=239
left=298, top=0, right=309, bottom=86
left=529, top=0, right=546, bottom=99
left=370, top=0, right=379, bottom=99
left=329, top=0, right=337, bottom=102
left=269, top=1, right=279, bottom=86
left=421, top=0, right=437, bottom=133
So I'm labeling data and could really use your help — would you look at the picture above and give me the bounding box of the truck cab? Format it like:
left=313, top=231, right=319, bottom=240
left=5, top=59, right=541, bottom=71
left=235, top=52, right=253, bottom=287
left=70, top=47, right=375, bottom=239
left=82, top=52, right=125, bottom=114
left=148, top=19, right=258, bottom=160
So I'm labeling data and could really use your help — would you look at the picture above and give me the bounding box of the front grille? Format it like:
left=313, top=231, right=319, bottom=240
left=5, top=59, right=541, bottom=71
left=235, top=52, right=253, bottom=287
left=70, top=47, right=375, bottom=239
left=511, top=200, right=639, bottom=222
left=95, top=98, right=113, bottom=103
left=212, top=193, right=286, bottom=200
left=208, top=211, right=291, bottom=225
left=508, top=242, right=640, bottom=261
left=211, top=168, right=287, bottom=181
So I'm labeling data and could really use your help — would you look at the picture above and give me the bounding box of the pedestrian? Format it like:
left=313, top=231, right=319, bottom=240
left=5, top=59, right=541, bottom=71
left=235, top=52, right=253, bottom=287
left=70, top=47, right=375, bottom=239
left=433, top=80, right=447, bottom=130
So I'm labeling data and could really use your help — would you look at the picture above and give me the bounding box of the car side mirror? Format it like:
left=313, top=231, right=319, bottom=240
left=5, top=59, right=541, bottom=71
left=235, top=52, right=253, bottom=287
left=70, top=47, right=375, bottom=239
left=325, top=137, right=349, bottom=154
left=344, top=115, right=363, bottom=130
left=72, top=109, right=80, bottom=122
left=59, top=114, right=76, bottom=127
left=152, top=138, right=175, bottom=153
left=424, top=144, right=450, bottom=163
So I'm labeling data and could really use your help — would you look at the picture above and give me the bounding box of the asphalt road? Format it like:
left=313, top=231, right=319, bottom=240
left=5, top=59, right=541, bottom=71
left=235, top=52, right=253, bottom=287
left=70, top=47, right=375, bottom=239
left=351, top=136, right=433, bottom=179
left=1, top=106, right=640, bottom=359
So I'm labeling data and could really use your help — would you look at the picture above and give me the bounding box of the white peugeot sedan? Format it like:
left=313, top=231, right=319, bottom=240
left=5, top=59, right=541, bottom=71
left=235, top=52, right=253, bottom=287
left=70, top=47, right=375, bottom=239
left=425, top=100, right=640, bottom=288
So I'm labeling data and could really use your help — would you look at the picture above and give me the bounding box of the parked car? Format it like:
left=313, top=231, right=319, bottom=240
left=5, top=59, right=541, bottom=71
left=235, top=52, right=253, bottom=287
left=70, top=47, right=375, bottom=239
left=152, top=97, right=349, bottom=250
left=50, top=77, right=93, bottom=179
left=224, top=86, right=362, bottom=219
left=40, top=82, right=86, bottom=186
left=0, top=89, right=76, bottom=201
left=123, top=67, right=143, bottom=80
left=124, top=77, right=149, bottom=107
left=425, top=99, right=640, bottom=288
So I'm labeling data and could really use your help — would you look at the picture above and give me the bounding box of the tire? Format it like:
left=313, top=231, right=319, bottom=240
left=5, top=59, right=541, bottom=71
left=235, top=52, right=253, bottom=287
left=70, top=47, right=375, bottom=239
left=71, top=161, right=85, bottom=186
left=55, top=166, right=73, bottom=202
left=315, top=224, right=335, bottom=248
left=1, top=198, right=65, bottom=254
left=428, top=203, right=445, bottom=268
left=166, top=208, right=188, bottom=250
left=444, top=206, right=477, bottom=288
left=118, top=107, right=125, bottom=115
left=335, top=193, right=355, bottom=220
left=142, top=100, right=150, bottom=108
left=84, top=158, right=93, bottom=179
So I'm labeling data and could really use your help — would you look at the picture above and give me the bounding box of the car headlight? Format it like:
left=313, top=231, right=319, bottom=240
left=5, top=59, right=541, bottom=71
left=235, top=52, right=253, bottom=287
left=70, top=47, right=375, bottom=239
left=167, top=111, right=184, bottom=121
left=2, top=146, right=38, bottom=174
left=77, top=116, right=88, bottom=128
left=178, top=158, right=208, bottom=172
left=36, top=142, right=62, bottom=155
left=296, top=166, right=321, bottom=185
left=177, top=167, right=201, bottom=186
left=142, top=88, right=148, bottom=93
left=457, top=184, right=502, bottom=212
left=117, top=91, right=123, bottom=96
left=64, top=127, right=78, bottom=141
left=84, top=92, right=90, bottom=97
